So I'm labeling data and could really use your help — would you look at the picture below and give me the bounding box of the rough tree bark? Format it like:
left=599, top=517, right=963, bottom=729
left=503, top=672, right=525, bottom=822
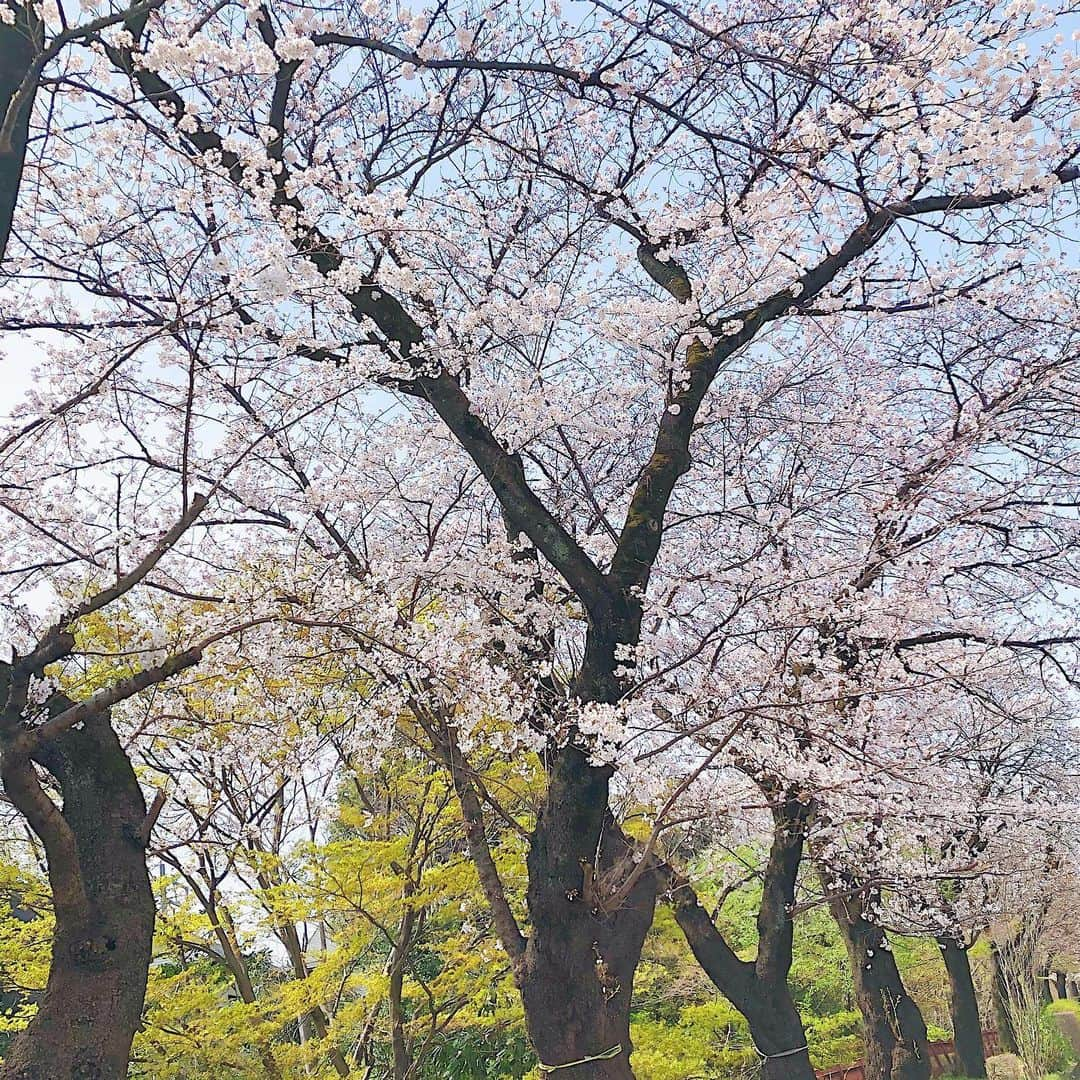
left=519, top=747, right=657, bottom=1080
left=937, top=936, right=986, bottom=1078
left=666, top=793, right=816, bottom=1080
left=0, top=709, right=155, bottom=1080
left=830, top=891, right=931, bottom=1080
left=418, top=686, right=656, bottom=1080
left=990, top=941, right=1020, bottom=1054
left=497, top=615, right=661, bottom=1080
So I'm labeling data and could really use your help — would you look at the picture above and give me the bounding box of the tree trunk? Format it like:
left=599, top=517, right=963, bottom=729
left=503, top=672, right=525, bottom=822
left=171, top=871, right=282, bottom=1079
left=1053, top=971, right=1067, bottom=1001
left=744, top=984, right=816, bottom=1080
left=0, top=713, right=155, bottom=1080
left=671, top=897, right=814, bottom=1080
left=0, top=2, right=42, bottom=263
left=206, top=918, right=282, bottom=1078
left=419, top=696, right=655, bottom=1078
left=1037, top=965, right=1053, bottom=1007
left=388, top=964, right=409, bottom=1080
left=752, top=796, right=815, bottom=1080
left=830, top=892, right=930, bottom=1080
left=990, top=942, right=1019, bottom=1054
left=667, top=793, right=816, bottom=1080
left=938, top=937, right=986, bottom=1078
left=387, top=906, right=416, bottom=1080
left=519, top=747, right=656, bottom=1079
left=275, top=915, right=351, bottom=1077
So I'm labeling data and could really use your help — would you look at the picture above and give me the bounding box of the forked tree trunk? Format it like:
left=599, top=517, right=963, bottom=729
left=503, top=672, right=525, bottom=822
left=938, top=936, right=986, bottom=1078
left=830, top=893, right=930, bottom=1080
left=668, top=794, right=816, bottom=1080
left=519, top=747, right=656, bottom=1080
left=667, top=940, right=812, bottom=1080
left=0, top=712, right=155, bottom=1080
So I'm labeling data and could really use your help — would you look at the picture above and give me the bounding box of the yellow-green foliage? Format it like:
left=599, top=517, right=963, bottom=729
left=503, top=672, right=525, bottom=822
left=631, top=999, right=758, bottom=1080
left=1046, top=1000, right=1080, bottom=1019
left=133, top=969, right=280, bottom=1079
left=0, top=863, right=51, bottom=1047
left=0, top=719, right=999, bottom=1080
left=130, top=744, right=534, bottom=1078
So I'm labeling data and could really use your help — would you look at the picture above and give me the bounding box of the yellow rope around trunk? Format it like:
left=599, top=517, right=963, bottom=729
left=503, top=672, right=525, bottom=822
left=537, top=1043, right=623, bottom=1073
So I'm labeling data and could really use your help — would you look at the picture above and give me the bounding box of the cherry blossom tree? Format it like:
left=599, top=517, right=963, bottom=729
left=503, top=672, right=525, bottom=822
left=0, top=496, right=229, bottom=1078
left=807, top=677, right=1080, bottom=1080
left=0, top=0, right=169, bottom=260
left=0, top=200, right=338, bottom=1075
left=2, top=0, right=1080, bottom=1076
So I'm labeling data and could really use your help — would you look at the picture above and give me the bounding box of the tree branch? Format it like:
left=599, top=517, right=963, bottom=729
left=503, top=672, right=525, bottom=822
left=411, top=706, right=527, bottom=968
left=105, top=39, right=614, bottom=620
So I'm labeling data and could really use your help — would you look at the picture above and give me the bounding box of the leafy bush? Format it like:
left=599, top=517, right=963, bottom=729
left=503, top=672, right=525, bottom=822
left=804, top=1009, right=862, bottom=1069
left=631, top=998, right=758, bottom=1080
left=1042, top=1001, right=1080, bottom=1077
left=1046, top=1000, right=1080, bottom=1019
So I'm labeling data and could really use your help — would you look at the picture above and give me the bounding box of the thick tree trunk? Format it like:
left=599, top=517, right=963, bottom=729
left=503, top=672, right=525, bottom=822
left=0, top=713, right=155, bottom=1080
left=830, top=893, right=930, bottom=1080
left=1053, top=970, right=1067, bottom=1001
left=519, top=747, right=656, bottom=1080
left=668, top=794, right=815, bottom=1080
left=0, top=3, right=42, bottom=263
left=744, top=983, right=816, bottom=1080
left=421, top=703, right=653, bottom=1078
left=672, top=904, right=813, bottom=1080
left=938, top=937, right=986, bottom=1078
left=990, top=942, right=1019, bottom=1054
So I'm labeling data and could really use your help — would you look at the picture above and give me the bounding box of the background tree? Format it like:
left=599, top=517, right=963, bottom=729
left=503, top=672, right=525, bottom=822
left=2, top=0, right=1080, bottom=1076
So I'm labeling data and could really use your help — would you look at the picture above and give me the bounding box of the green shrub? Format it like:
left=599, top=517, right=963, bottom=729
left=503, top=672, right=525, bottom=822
left=804, top=1009, right=862, bottom=1069
left=1040, top=1003, right=1079, bottom=1077
left=1047, top=999, right=1080, bottom=1019
left=631, top=998, right=758, bottom=1080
